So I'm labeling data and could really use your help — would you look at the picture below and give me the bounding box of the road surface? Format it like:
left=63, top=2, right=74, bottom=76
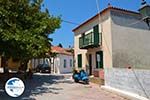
left=0, top=73, right=129, bottom=100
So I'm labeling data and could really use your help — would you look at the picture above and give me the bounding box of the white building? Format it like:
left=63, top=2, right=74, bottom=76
left=31, top=46, right=73, bottom=74
left=50, top=46, right=73, bottom=74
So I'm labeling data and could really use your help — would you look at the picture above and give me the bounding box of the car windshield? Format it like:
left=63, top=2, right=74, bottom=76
left=42, top=64, right=49, bottom=68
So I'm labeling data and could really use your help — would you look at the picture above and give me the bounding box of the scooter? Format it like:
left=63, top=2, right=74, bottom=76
left=72, top=69, right=89, bottom=84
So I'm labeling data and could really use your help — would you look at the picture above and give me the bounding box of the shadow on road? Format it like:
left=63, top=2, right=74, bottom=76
left=0, top=73, right=73, bottom=100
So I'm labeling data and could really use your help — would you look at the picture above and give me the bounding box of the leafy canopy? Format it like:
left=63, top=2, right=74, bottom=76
left=0, top=0, right=61, bottom=61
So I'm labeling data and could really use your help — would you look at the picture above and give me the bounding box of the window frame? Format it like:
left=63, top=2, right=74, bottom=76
left=70, top=59, right=72, bottom=67
left=64, top=59, right=67, bottom=68
left=78, top=54, right=82, bottom=68
left=96, top=51, right=103, bottom=69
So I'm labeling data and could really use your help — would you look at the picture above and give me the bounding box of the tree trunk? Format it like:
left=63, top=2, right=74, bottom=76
left=2, top=56, right=9, bottom=73
left=20, top=60, right=28, bottom=72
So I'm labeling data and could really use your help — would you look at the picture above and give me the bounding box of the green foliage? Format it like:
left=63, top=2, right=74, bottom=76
left=0, top=0, right=61, bottom=62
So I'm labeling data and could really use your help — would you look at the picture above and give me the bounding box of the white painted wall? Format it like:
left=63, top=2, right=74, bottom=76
left=54, top=54, right=73, bottom=74
left=31, top=54, right=73, bottom=74
left=74, top=34, right=87, bottom=69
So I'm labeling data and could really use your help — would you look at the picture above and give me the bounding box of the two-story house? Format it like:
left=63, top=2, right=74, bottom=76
left=73, top=5, right=150, bottom=99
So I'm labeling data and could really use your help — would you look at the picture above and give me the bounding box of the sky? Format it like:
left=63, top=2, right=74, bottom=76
left=43, top=0, right=150, bottom=48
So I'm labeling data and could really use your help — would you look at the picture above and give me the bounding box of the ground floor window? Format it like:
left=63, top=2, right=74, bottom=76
left=96, top=51, right=103, bottom=69
left=64, top=59, right=66, bottom=68
left=78, top=54, right=82, bottom=68
left=70, top=59, right=72, bottom=67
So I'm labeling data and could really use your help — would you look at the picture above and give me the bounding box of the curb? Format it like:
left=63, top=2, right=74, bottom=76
left=101, top=86, right=149, bottom=100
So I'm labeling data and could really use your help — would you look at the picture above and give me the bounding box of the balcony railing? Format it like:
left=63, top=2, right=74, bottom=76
left=79, top=32, right=101, bottom=49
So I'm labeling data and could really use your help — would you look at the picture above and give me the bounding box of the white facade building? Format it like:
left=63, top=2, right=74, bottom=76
left=52, top=53, right=73, bottom=74
left=31, top=46, right=73, bottom=74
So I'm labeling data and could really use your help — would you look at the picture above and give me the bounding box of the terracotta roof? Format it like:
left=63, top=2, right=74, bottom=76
left=72, top=6, right=141, bottom=32
left=51, top=46, right=73, bottom=56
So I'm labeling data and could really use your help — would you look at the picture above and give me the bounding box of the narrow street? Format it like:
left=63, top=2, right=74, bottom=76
left=0, top=73, right=129, bottom=100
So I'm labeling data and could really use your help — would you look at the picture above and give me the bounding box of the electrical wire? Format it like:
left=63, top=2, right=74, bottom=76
left=62, top=20, right=79, bottom=25
left=131, top=68, right=150, bottom=99
left=95, top=0, right=112, bottom=58
left=126, top=18, right=143, bottom=27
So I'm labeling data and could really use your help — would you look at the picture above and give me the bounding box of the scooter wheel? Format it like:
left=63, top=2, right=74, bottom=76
left=74, top=79, right=79, bottom=83
left=85, top=80, right=89, bottom=84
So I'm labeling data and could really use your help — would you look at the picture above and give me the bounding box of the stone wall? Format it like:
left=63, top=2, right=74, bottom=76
left=105, top=68, right=150, bottom=99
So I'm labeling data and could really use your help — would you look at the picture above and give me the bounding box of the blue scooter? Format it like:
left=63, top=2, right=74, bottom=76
left=72, top=69, right=89, bottom=84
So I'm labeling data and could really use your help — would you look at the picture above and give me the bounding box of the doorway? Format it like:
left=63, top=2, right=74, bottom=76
left=89, top=54, right=92, bottom=75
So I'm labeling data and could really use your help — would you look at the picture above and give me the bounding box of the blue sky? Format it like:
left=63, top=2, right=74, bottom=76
left=43, top=0, right=150, bottom=48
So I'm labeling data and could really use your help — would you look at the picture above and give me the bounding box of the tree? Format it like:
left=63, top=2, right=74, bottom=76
left=0, top=0, right=61, bottom=70
left=57, top=43, right=63, bottom=48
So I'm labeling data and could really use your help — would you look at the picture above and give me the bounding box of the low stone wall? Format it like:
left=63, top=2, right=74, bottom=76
left=104, top=68, right=150, bottom=99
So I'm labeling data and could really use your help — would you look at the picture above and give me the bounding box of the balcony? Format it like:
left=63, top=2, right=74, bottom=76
left=79, top=32, right=101, bottom=49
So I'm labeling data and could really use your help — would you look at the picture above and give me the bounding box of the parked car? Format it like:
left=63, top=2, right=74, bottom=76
left=36, top=64, right=42, bottom=72
left=36, top=64, right=51, bottom=73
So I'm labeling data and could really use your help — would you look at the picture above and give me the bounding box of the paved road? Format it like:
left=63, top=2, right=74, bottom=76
left=0, top=73, right=129, bottom=100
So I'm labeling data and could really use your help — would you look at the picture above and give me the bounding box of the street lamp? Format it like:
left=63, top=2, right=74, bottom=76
left=139, top=0, right=150, bottom=30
